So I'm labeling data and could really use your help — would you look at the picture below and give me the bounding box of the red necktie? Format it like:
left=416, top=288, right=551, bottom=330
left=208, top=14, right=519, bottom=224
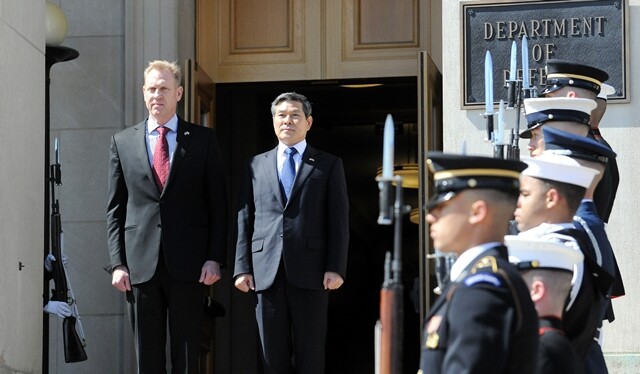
left=153, top=126, right=170, bottom=190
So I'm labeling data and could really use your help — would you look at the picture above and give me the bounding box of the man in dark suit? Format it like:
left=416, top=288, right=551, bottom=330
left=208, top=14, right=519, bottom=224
left=233, top=92, right=349, bottom=374
left=107, top=60, right=228, bottom=373
left=419, top=152, right=538, bottom=374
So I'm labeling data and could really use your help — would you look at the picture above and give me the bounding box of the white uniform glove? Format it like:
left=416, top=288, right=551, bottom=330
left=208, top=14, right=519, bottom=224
left=43, top=301, right=72, bottom=318
left=44, top=254, right=69, bottom=273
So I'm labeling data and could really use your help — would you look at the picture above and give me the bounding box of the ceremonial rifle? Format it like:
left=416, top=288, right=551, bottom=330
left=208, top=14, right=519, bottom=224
left=49, top=139, right=88, bottom=363
left=375, top=115, right=410, bottom=374
left=485, top=36, right=537, bottom=161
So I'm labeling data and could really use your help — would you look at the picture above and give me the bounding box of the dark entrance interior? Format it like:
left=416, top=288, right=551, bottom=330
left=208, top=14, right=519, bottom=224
left=216, top=77, right=421, bottom=373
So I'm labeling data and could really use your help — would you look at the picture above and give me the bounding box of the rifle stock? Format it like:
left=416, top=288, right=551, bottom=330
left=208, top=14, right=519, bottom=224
left=375, top=146, right=408, bottom=374
left=63, top=316, right=88, bottom=363
left=379, top=282, right=403, bottom=374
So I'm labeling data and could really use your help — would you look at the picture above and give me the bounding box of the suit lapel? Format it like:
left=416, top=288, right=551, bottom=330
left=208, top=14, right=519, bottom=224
left=288, top=146, right=317, bottom=204
left=134, top=120, right=157, bottom=190
left=261, top=145, right=318, bottom=208
left=262, top=148, right=286, bottom=208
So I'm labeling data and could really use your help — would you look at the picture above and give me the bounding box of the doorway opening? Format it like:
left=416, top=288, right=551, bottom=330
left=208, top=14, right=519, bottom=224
left=216, top=77, right=421, bottom=373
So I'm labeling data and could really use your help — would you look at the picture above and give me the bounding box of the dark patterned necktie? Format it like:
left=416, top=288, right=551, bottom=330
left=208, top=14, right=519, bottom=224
left=153, top=126, right=170, bottom=190
left=280, top=147, right=297, bottom=201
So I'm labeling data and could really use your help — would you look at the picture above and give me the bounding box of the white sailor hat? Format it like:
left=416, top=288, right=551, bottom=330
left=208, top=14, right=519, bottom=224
left=505, top=235, right=584, bottom=272
left=597, top=83, right=616, bottom=100
left=521, top=153, right=599, bottom=188
left=520, top=97, right=596, bottom=139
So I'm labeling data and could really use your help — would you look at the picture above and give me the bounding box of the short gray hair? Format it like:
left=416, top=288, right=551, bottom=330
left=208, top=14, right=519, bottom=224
left=270, top=92, right=312, bottom=117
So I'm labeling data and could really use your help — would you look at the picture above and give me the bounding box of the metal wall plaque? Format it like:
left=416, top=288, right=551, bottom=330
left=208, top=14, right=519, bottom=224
left=462, top=0, right=627, bottom=108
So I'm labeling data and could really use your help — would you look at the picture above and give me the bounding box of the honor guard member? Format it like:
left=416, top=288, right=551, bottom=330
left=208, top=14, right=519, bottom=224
left=538, top=59, right=618, bottom=222
left=543, top=126, right=624, bottom=373
left=505, top=236, right=583, bottom=374
left=419, top=152, right=538, bottom=374
left=515, top=154, right=614, bottom=363
left=520, top=97, right=596, bottom=157
left=508, top=96, right=592, bottom=236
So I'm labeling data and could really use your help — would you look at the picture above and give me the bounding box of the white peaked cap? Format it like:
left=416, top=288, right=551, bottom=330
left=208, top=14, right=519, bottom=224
left=521, top=154, right=599, bottom=188
left=520, top=98, right=597, bottom=138
left=597, top=83, right=616, bottom=100
left=505, top=235, right=583, bottom=272
left=523, top=97, right=596, bottom=117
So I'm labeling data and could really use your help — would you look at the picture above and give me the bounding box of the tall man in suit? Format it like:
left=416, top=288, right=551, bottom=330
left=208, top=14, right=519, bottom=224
left=234, top=92, right=349, bottom=374
left=233, top=92, right=349, bottom=374
left=107, top=60, right=228, bottom=373
left=419, top=152, right=538, bottom=374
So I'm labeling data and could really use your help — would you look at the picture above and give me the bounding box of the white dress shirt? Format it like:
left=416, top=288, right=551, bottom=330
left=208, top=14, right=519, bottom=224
left=277, top=140, right=306, bottom=177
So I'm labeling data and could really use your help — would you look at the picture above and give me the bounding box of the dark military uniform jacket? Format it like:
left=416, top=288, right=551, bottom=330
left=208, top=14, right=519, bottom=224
left=419, top=244, right=539, bottom=374
left=575, top=200, right=624, bottom=302
left=538, top=316, right=582, bottom=374
left=590, top=130, right=619, bottom=223
left=573, top=202, right=622, bottom=374
left=556, top=226, right=612, bottom=363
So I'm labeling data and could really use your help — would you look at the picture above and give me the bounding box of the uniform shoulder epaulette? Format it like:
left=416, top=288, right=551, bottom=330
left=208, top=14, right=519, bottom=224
left=464, top=256, right=503, bottom=288
left=471, top=255, right=499, bottom=274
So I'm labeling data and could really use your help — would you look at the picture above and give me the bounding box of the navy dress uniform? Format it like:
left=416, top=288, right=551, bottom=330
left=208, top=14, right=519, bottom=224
left=505, top=236, right=584, bottom=374
left=419, top=153, right=539, bottom=374
left=543, top=126, right=624, bottom=374
left=543, top=126, right=624, bottom=300
left=538, top=59, right=618, bottom=222
left=520, top=155, right=614, bottom=362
